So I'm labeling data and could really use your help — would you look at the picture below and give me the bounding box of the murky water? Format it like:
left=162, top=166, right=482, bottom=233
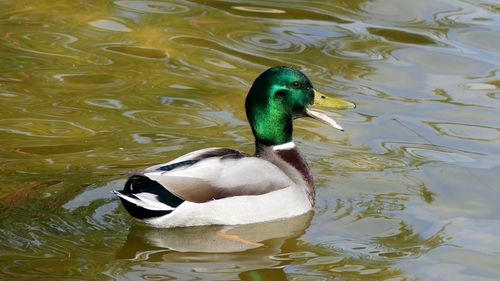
left=0, top=0, right=499, bottom=280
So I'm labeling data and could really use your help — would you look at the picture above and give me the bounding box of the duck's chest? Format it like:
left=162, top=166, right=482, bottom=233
left=262, top=144, right=315, bottom=205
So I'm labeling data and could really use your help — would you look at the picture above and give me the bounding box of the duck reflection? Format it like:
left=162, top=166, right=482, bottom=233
left=116, top=212, right=312, bottom=280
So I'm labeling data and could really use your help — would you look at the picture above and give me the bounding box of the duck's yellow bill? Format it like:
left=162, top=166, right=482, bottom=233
left=313, top=89, right=356, bottom=110
left=305, top=89, right=356, bottom=131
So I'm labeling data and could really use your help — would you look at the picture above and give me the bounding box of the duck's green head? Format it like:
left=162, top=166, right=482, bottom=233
left=245, top=66, right=343, bottom=146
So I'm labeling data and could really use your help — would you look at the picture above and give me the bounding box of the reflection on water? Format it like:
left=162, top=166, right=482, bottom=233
left=1, top=0, right=500, bottom=280
left=119, top=213, right=312, bottom=255
left=113, top=215, right=312, bottom=280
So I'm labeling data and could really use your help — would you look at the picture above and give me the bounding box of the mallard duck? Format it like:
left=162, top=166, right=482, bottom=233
left=115, top=66, right=346, bottom=228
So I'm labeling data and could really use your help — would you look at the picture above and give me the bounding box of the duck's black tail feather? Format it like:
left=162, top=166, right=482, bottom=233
left=115, top=175, right=184, bottom=220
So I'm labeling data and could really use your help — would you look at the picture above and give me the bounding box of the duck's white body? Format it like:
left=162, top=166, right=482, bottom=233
left=115, top=142, right=315, bottom=228
left=144, top=184, right=311, bottom=228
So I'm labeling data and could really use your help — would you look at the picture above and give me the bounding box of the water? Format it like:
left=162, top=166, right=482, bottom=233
left=0, top=0, right=499, bottom=280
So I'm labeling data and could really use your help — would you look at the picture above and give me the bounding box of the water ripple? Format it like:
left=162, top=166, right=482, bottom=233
left=382, top=142, right=477, bottom=165
left=487, top=92, right=500, bottom=100
left=54, top=74, right=116, bottom=84
left=453, top=29, right=500, bottom=53
left=203, top=57, right=237, bottom=69
left=88, top=19, right=132, bottom=32
left=428, top=122, right=500, bottom=142
left=85, top=98, right=125, bottom=110
left=171, top=35, right=287, bottom=67
left=114, top=1, right=190, bottom=14
left=367, top=27, right=439, bottom=46
left=203, top=1, right=350, bottom=23
left=123, top=110, right=218, bottom=130
left=231, top=6, right=286, bottom=14
left=159, top=97, right=207, bottom=110
left=330, top=151, right=407, bottom=172
left=4, top=31, right=77, bottom=57
left=360, top=0, right=453, bottom=23
left=0, top=118, right=95, bottom=138
left=226, top=30, right=306, bottom=54
left=322, top=39, right=386, bottom=61
left=105, top=46, right=168, bottom=60
left=15, top=144, right=94, bottom=155
left=3, top=31, right=112, bottom=65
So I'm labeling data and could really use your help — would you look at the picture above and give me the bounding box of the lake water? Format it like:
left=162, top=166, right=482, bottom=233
left=0, top=0, right=499, bottom=280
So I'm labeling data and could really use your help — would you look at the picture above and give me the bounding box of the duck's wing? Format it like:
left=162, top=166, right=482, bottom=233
left=142, top=147, right=246, bottom=172
left=142, top=148, right=292, bottom=203
left=120, top=148, right=293, bottom=204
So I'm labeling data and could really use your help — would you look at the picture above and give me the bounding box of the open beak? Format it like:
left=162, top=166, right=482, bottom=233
left=304, top=89, right=354, bottom=131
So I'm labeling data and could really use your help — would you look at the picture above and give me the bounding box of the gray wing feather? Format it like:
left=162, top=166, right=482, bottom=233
left=142, top=149, right=292, bottom=203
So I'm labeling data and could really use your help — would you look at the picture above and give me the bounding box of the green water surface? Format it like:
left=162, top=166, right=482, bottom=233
left=0, top=0, right=499, bottom=280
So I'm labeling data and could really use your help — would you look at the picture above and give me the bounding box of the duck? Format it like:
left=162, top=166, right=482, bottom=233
left=115, top=66, right=347, bottom=228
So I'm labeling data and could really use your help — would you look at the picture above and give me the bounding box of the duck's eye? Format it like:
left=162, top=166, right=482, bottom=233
left=291, top=81, right=302, bottom=89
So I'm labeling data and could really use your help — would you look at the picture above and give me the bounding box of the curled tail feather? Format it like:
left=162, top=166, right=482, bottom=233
left=114, top=175, right=184, bottom=220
